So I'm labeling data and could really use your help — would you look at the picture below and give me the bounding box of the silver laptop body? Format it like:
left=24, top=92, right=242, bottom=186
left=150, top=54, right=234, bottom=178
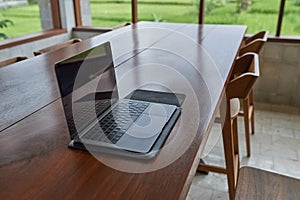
left=55, top=42, right=178, bottom=155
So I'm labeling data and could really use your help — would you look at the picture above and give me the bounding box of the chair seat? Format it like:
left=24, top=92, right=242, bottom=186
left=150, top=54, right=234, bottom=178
left=215, top=98, right=240, bottom=121
left=236, top=166, right=300, bottom=200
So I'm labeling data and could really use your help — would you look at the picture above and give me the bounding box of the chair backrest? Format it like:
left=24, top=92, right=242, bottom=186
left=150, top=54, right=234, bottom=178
left=33, top=38, right=82, bottom=56
left=239, top=31, right=268, bottom=56
left=244, top=31, right=268, bottom=45
left=236, top=166, right=300, bottom=200
left=0, top=56, right=28, bottom=68
left=113, top=22, right=131, bottom=30
left=227, top=53, right=259, bottom=100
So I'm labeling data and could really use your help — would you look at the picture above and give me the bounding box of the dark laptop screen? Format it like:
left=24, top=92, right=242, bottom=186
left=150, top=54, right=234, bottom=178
left=55, top=42, right=118, bottom=139
left=55, top=42, right=116, bottom=97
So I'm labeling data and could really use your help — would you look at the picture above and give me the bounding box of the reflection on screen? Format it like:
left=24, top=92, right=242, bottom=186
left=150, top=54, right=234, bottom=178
left=55, top=42, right=118, bottom=139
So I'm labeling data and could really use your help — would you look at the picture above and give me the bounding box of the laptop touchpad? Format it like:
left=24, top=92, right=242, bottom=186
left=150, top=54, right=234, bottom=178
left=116, top=114, right=168, bottom=153
left=144, top=103, right=176, bottom=116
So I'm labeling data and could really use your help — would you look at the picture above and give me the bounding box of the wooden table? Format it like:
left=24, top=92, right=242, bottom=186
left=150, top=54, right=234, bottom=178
left=0, top=22, right=246, bottom=199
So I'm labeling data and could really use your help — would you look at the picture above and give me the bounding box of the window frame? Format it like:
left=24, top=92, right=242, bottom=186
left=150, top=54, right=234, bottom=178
left=197, top=0, right=299, bottom=40
left=0, top=0, right=67, bottom=50
left=1, top=0, right=299, bottom=49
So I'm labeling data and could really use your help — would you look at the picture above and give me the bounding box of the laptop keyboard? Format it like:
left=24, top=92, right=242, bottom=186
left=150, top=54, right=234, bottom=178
left=82, top=100, right=150, bottom=144
left=66, top=99, right=111, bottom=134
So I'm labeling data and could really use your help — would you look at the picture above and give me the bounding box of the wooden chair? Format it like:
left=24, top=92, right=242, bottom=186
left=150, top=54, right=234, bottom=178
left=236, top=166, right=300, bottom=200
left=238, top=31, right=268, bottom=157
left=113, top=22, right=131, bottom=30
left=198, top=53, right=260, bottom=200
left=239, top=31, right=268, bottom=56
left=0, top=56, right=28, bottom=68
left=33, top=38, right=82, bottom=56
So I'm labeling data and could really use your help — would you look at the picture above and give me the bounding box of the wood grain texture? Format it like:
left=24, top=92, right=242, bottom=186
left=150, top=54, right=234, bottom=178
left=0, top=22, right=246, bottom=200
left=0, top=22, right=185, bottom=131
left=0, top=56, right=28, bottom=67
left=236, top=167, right=300, bottom=200
left=33, top=38, right=82, bottom=56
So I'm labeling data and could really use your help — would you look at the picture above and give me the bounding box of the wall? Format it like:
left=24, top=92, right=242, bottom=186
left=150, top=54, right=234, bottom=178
left=0, top=34, right=70, bottom=59
left=80, top=0, right=92, bottom=26
left=255, top=41, right=300, bottom=107
left=72, top=30, right=108, bottom=40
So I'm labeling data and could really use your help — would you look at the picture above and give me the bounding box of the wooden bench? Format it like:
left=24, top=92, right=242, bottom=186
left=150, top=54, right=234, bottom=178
left=0, top=56, right=28, bottom=67
left=33, top=38, right=82, bottom=56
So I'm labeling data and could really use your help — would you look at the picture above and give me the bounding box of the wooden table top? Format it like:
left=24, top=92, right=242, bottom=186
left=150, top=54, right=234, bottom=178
left=0, top=22, right=246, bottom=199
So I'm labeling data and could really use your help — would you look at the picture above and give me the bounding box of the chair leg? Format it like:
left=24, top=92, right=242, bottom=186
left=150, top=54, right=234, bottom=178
left=249, top=90, right=255, bottom=135
left=199, top=98, right=239, bottom=200
left=243, top=99, right=251, bottom=157
left=222, top=120, right=236, bottom=200
left=251, top=107, right=255, bottom=135
left=232, top=117, right=239, bottom=155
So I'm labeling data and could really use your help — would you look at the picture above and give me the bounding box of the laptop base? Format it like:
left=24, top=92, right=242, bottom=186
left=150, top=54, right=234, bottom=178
left=68, top=107, right=181, bottom=160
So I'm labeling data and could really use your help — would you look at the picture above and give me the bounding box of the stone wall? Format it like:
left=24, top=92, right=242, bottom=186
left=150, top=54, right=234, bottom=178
left=255, top=41, right=300, bottom=107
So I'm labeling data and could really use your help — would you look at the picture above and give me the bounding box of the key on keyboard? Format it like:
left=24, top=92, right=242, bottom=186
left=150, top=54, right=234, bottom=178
left=82, top=100, right=149, bottom=144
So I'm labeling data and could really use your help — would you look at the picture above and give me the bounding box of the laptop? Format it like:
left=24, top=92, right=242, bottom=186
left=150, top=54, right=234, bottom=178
left=55, top=41, right=181, bottom=159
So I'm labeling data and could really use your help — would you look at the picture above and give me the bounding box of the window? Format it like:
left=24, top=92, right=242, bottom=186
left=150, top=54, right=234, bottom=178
left=204, top=0, right=281, bottom=35
left=281, top=0, right=300, bottom=35
left=90, top=0, right=131, bottom=27
left=138, top=0, right=197, bottom=24
left=0, top=0, right=65, bottom=49
left=0, top=0, right=42, bottom=39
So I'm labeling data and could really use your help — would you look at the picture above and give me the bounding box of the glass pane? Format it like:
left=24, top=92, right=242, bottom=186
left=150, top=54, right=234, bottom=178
left=138, top=0, right=198, bottom=23
left=281, top=0, right=300, bottom=36
left=204, top=0, right=281, bottom=35
left=90, top=0, right=131, bottom=27
left=0, top=1, right=41, bottom=40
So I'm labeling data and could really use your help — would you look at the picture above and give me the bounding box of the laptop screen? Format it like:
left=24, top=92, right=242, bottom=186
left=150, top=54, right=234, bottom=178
left=55, top=42, right=118, bottom=139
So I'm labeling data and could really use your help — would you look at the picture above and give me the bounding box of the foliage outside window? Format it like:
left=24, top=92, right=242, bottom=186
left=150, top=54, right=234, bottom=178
left=0, top=19, right=13, bottom=39
left=137, top=0, right=197, bottom=23
left=90, top=0, right=300, bottom=36
left=1, top=0, right=300, bottom=39
left=90, top=0, right=131, bottom=27
left=0, top=0, right=41, bottom=39
left=204, top=0, right=300, bottom=36
left=204, top=0, right=281, bottom=35
left=90, top=0, right=198, bottom=27
left=281, top=0, right=300, bottom=35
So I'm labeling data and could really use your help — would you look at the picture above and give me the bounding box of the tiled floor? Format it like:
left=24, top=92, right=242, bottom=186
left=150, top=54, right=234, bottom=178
left=187, top=103, right=300, bottom=200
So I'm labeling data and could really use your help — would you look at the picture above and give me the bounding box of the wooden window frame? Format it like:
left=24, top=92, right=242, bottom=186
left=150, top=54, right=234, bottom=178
left=276, top=0, right=286, bottom=37
left=132, top=0, right=137, bottom=23
left=73, top=0, right=82, bottom=26
left=73, top=0, right=300, bottom=42
left=198, top=0, right=299, bottom=41
left=0, top=0, right=66, bottom=50
left=74, top=0, right=138, bottom=25
left=51, top=0, right=62, bottom=29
